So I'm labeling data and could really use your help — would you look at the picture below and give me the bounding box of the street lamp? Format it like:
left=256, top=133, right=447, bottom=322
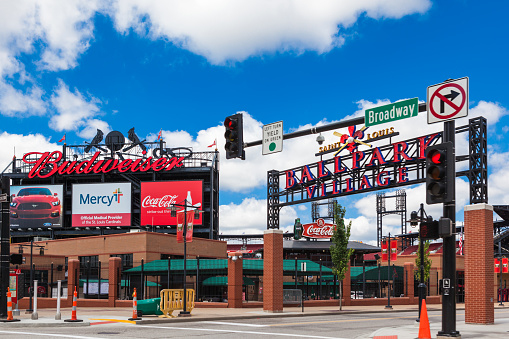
left=408, top=203, right=431, bottom=322
left=17, top=241, right=45, bottom=314
left=168, top=196, right=202, bottom=316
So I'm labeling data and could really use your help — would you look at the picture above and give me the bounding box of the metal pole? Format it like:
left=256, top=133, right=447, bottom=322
left=196, top=256, right=200, bottom=302
left=295, top=257, right=298, bottom=290
left=319, top=258, right=322, bottom=300
left=181, top=201, right=190, bottom=315
left=0, top=177, right=10, bottom=318
left=167, top=258, right=171, bottom=289
left=27, top=241, right=34, bottom=313
left=417, top=203, right=426, bottom=322
left=499, top=240, right=504, bottom=306
left=378, top=262, right=381, bottom=298
left=362, top=259, right=366, bottom=297
left=438, top=119, right=459, bottom=337
left=385, top=233, right=392, bottom=309
left=86, top=260, right=90, bottom=299
left=50, top=262, right=54, bottom=298
left=98, top=260, right=101, bottom=299
left=140, top=259, right=144, bottom=300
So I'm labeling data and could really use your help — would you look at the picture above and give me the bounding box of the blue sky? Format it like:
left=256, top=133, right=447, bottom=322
left=0, top=1, right=508, bottom=244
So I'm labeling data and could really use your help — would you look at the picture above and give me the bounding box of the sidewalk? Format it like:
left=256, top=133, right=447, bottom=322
left=1, top=303, right=508, bottom=338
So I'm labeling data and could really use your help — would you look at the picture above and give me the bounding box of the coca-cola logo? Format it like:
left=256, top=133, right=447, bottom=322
left=302, top=219, right=336, bottom=239
left=142, top=195, right=178, bottom=208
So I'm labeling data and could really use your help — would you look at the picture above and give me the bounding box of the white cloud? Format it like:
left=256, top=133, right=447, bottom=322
left=109, top=0, right=431, bottom=64
left=0, top=81, right=46, bottom=117
left=219, top=197, right=297, bottom=234
left=49, top=80, right=105, bottom=134
left=0, top=132, right=56, bottom=170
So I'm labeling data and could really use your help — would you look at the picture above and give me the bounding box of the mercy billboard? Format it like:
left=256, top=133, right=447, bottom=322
left=10, top=184, right=64, bottom=229
left=72, top=183, right=131, bottom=227
left=140, top=181, right=203, bottom=226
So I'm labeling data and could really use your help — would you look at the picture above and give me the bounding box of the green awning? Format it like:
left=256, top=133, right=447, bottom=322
left=350, top=266, right=404, bottom=281
left=125, top=259, right=332, bottom=275
left=202, top=276, right=255, bottom=286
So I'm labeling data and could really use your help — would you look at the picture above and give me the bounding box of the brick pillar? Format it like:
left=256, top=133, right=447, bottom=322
left=228, top=251, right=243, bottom=308
left=464, top=203, right=494, bottom=324
left=109, top=257, right=121, bottom=307
left=67, top=259, right=80, bottom=307
left=404, top=262, right=415, bottom=303
left=263, top=229, right=283, bottom=312
left=343, top=264, right=351, bottom=306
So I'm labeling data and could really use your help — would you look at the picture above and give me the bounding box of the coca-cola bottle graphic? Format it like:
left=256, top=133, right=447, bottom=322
left=186, top=191, right=192, bottom=206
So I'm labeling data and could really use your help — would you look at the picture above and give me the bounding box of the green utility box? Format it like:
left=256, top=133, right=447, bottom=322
left=136, top=297, right=163, bottom=316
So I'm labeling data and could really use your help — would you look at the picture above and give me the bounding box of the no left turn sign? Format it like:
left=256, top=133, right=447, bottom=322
left=427, top=77, right=468, bottom=124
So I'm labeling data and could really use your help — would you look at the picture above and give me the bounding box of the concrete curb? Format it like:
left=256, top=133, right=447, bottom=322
left=133, top=307, right=444, bottom=325
left=0, top=320, right=90, bottom=328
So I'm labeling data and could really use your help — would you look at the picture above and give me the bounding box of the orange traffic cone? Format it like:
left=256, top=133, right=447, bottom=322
left=64, top=286, right=83, bottom=322
left=129, top=288, right=141, bottom=320
left=418, top=299, right=431, bottom=339
left=0, top=288, right=20, bottom=322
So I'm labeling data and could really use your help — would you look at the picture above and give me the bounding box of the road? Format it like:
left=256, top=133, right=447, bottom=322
left=0, top=309, right=508, bottom=338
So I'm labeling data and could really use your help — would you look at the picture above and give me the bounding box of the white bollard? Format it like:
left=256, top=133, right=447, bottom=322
left=31, top=280, right=38, bottom=320
left=55, top=280, right=61, bottom=320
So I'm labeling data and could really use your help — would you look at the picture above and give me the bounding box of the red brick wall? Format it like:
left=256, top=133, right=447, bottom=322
left=464, top=204, right=494, bottom=324
left=227, top=252, right=243, bottom=308
left=263, top=229, right=283, bottom=312
left=404, top=262, right=415, bottom=303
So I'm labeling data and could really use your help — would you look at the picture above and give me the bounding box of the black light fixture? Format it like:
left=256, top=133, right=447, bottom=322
left=410, top=211, right=418, bottom=226
left=170, top=205, right=177, bottom=218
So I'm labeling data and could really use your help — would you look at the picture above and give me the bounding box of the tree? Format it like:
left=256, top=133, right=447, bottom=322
left=330, top=203, right=354, bottom=311
left=414, top=238, right=432, bottom=282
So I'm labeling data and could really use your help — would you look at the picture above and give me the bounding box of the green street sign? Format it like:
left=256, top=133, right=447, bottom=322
left=365, top=98, right=418, bottom=127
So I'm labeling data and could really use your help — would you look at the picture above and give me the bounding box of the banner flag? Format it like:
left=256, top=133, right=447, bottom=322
left=177, top=211, right=184, bottom=243
left=185, top=210, right=194, bottom=243
left=390, top=240, right=398, bottom=261
left=381, top=241, right=388, bottom=261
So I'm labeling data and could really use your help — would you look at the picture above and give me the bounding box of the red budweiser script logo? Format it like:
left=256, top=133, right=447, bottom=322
left=141, top=195, right=178, bottom=208
left=22, top=151, right=184, bottom=179
left=302, top=219, right=336, bottom=239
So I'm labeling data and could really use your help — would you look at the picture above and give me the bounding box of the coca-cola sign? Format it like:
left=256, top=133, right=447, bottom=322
left=140, top=181, right=202, bottom=226
left=302, top=219, right=336, bottom=239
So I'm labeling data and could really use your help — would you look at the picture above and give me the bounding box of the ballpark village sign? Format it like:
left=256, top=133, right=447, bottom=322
left=283, top=132, right=441, bottom=203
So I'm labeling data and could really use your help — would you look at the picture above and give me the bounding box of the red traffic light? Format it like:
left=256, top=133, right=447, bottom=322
left=429, top=149, right=445, bottom=164
left=224, top=118, right=237, bottom=130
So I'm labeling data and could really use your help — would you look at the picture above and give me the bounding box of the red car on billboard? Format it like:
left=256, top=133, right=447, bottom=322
left=10, top=187, right=62, bottom=228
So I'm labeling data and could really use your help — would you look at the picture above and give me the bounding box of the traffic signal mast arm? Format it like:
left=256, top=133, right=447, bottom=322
left=243, top=103, right=427, bottom=149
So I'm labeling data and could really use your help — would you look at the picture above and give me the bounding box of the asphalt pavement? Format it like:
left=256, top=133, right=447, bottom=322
left=1, top=303, right=508, bottom=338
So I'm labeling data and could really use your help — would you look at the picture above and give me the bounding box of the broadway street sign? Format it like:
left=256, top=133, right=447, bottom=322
left=365, top=98, right=419, bottom=127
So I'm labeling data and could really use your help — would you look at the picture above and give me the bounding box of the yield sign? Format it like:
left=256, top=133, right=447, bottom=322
left=427, top=77, right=468, bottom=124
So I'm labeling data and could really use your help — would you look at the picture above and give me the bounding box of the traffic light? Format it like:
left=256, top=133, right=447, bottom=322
left=10, top=253, right=22, bottom=265
left=419, top=219, right=439, bottom=240
left=425, top=142, right=455, bottom=204
left=294, top=218, right=303, bottom=240
left=224, top=113, right=245, bottom=160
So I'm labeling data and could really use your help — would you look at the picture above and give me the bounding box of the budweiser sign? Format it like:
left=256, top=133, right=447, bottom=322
left=22, top=151, right=184, bottom=179
left=302, top=218, right=336, bottom=239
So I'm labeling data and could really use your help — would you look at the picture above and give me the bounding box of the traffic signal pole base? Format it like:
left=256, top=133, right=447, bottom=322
left=437, top=332, right=461, bottom=338
left=179, top=311, right=191, bottom=317
left=384, top=305, right=393, bottom=310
